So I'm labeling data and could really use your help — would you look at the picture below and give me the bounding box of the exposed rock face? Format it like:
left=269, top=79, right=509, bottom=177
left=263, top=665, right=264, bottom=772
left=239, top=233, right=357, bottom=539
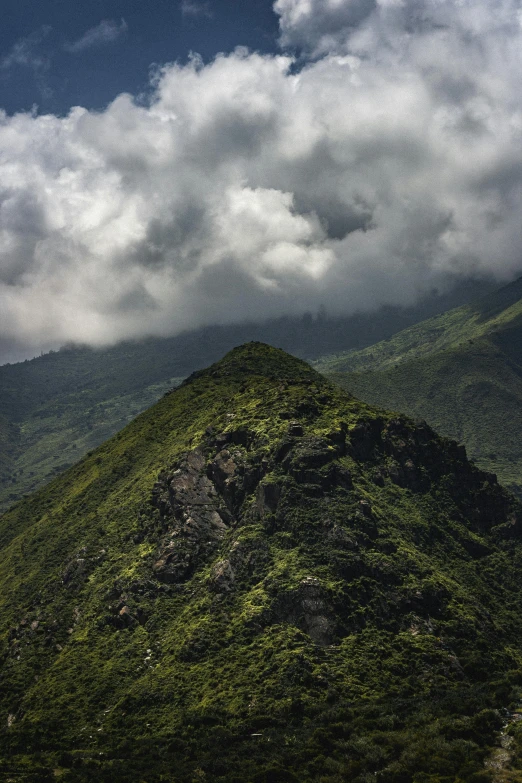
left=151, top=448, right=230, bottom=583
left=210, top=559, right=235, bottom=592
left=282, top=436, right=339, bottom=485
left=140, top=407, right=521, bottom=654
left=145, top=425, right=355, bottom=642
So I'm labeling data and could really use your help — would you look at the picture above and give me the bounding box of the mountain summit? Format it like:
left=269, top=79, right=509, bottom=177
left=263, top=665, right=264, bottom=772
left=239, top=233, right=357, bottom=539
left=2, top=343, right=522, bottom=782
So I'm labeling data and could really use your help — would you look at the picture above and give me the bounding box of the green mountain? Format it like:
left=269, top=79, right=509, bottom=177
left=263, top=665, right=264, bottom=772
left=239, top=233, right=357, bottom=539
left=316, top=277, right=522, bottom=496
left=2, top=343, right=522, bottom=782
left=0, top=280, right=492, bottom=513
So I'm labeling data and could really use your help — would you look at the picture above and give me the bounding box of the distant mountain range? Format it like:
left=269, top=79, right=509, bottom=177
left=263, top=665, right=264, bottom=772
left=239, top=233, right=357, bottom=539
left=2, top=343, right=522, bottom=781
left=0, top=280, right=490, bottom=512
left=317, top=276, right=522, bottom=496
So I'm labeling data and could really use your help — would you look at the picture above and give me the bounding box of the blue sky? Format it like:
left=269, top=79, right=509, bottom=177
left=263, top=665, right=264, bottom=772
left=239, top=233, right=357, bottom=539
left=1, top=0, right=279, bottom=115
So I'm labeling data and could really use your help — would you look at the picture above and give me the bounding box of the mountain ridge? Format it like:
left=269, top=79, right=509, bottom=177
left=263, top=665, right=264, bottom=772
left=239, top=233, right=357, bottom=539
left=0, top=279, right=494, bottom=512
left=314, top=275, right=522, bottom=376
left=2, top=343, right=522, bottom=781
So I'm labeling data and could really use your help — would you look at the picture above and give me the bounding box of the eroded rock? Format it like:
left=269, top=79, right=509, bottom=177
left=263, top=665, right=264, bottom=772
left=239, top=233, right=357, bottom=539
left=210, top=559, right=235, bottom=592
left=152, top=447, right=236, bottom=583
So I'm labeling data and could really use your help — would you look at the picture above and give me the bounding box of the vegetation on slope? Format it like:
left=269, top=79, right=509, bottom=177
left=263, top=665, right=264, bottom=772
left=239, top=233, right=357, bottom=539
left=0, top=343, right=185, bottom=512
left=314, top=277, right=522, bottom=376
left=317, top=277, right=522, bottom=495
left=0, top=279, right=492, bottom=512
left=330, top=341, right=522, bottom=496
left=1, top=344, right=522, bottom=781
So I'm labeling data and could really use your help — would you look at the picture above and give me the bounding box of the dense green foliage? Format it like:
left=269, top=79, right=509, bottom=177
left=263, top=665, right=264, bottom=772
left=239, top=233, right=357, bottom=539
left=0, top=280, right=490, bottom=512
left=1, top=343, right=522, bottom=781
left=317, top=277, right=522, bottom=495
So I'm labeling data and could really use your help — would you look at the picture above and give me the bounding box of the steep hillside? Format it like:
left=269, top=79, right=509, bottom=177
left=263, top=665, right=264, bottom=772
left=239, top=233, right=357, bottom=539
left=315, top=276, right=522, bottom=376
left=0, top=280, right=492, bottom=512
left=2, top=344, right=522, bottom=782
left=318, top=277, right=522, bottom=495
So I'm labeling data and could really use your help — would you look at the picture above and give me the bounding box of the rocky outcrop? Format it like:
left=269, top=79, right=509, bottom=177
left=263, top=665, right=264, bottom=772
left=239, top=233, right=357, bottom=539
left=141, top=410, right=519, bottom=650
left=272, top=577, right=335, bottom=646
left=151, top=448, right=230, bottom=583
left=209, top=559, right=235, bottom=592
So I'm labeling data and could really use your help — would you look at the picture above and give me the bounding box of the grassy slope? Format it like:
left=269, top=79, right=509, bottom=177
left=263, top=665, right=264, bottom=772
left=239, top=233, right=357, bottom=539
left=315, top=282, right=522, bottom=375
left=1, top=344, right=522, bottom=781
left=317, top=278, right=522, bottom=495
left=0, top=280, right=493, bottom=512
left=7, top=375, right=183, bottom=503
left=0, top=342, right=190, bottom=511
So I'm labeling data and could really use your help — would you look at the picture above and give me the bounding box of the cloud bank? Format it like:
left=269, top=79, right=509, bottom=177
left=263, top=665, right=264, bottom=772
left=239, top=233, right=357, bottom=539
left=2, top=0, right=522, bottom=355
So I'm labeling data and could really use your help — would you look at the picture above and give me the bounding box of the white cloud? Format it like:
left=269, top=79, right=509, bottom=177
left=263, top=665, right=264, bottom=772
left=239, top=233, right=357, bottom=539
left=180, top=1, right=213, bottom=18
left=1, top=26, right=52, bottom=73
left=1, top=0, right=522, bottom=354
left=274, top=0, right=376, bottom=55
left=65, top=19, right=128, bottom=54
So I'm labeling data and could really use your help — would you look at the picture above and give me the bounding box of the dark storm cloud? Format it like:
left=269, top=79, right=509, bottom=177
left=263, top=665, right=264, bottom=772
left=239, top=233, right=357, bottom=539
left=1, top=0, right=522, bottom=356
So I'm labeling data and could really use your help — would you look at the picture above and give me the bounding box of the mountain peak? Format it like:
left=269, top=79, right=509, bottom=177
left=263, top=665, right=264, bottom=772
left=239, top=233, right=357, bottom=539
left=183, top=341, right=324, bottom=387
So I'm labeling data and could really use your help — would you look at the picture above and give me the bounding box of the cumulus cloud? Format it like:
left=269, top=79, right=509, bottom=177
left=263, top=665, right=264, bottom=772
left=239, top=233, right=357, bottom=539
left=1, top=0, right=522, bottom=354
left=65, top=19, right=128, bottom=54
left=274, top=0, right=376, bottom=55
